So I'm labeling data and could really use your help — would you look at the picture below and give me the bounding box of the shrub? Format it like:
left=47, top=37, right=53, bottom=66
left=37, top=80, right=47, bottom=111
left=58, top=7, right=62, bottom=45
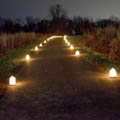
left=79, top=26, right=120, bottom=62
left=109, top=38, right=120, bottom=61
left=0, top=32, right=37, bottom=54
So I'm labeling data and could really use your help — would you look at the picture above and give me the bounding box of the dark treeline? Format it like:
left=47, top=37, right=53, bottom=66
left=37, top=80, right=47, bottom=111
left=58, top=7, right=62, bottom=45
left=0, top=17, right=74, bottom=35
left=0, top=16, right=120, bottom=35
left=0, top=4, right=120, bottom=35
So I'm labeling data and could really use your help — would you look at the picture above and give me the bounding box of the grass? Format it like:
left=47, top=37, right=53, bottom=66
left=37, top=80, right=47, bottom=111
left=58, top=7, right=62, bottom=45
left=0, top=36, right=47, bottom=84
left=68, top=36, right=120, bottom=71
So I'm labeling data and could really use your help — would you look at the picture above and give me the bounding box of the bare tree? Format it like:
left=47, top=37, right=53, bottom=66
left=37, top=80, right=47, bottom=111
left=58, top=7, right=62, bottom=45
left=49, top=4, right=68, bottom=34
left=49, top=4, right=67, bottom=20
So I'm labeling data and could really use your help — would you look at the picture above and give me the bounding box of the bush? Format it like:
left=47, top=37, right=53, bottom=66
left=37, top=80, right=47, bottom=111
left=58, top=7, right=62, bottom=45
left=109, top=38, right=120, bottom=61
left=0, top=32, right=37, bottom=54
left=79, top=26, right=120, bottom=62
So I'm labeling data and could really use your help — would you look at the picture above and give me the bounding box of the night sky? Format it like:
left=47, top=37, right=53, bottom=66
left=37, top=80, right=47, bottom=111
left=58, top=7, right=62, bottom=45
left=0, top=0, right=119, bottom=20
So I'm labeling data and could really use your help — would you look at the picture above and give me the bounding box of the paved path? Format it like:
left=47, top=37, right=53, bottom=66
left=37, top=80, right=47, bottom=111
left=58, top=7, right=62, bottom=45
left=0, top=37, right=120, bottom=120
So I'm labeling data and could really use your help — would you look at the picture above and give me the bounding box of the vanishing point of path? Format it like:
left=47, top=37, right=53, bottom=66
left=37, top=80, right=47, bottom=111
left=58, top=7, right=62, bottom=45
left=1, top=37, right=120, bottom=120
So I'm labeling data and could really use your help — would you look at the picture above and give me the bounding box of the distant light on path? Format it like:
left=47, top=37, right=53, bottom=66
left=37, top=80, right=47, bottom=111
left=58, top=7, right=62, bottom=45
left=109, top=68, right=117, bottom=78
left=35, top=46, right=38, bottom=51
left=44, top=40, right=47, bottom=44
left=75, top=50, right=80, bottom=56
left=70, top=45, right=73, bottom=49
left=64, top=35, right=67, bottom=41
left=39, top=43, right=42, bottom=47
left=26, top=54, right=30, bottom=61
left=65, top=40, right=68, bottom=44
left=9, top=76, right=16, bottom=86
left=64, top=35, right=70, bottom=45
left=68, top=43, right=70, bottom=46
left=49, top=36, right=62, bottom=40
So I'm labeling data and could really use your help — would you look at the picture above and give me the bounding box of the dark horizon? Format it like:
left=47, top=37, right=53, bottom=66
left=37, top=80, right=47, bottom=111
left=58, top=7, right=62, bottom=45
left=0, top=0, right=120, bottom=20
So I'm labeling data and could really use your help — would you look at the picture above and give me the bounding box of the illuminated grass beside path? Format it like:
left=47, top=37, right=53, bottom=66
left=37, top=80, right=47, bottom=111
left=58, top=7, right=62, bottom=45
left=68, top=36, right=120, bottom=71
left=0, top=36, right=47, bottom=82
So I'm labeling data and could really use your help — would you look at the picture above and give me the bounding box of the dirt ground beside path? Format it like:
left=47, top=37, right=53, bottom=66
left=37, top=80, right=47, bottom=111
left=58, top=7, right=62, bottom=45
left=0, top=38, right=120, bottom=120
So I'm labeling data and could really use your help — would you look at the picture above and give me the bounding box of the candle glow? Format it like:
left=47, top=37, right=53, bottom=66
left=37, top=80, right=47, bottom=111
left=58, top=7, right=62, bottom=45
left=65, top=40, right=68, bottom=43
left=44, top=41, right=47, bottom=44
left=109, top=68, right=117, bottom=78
left=75, top=50, right=80, bottom=56
left=26, top=54, right=30, bottom=61
left=64, top=35, right=67, bottom=41
left=68, top=43, right=70, bottom=46
left=39, top=43, right=42, bottom=47
left=35, top=46, right=38, bottom=51
left=70, top=45, right=73, bottom=49
left=9, top=76, right=16, bottom=86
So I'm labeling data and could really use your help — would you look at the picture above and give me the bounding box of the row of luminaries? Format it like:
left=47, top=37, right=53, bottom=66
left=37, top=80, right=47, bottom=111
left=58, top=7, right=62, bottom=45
left=9, top=35, right=118, bottom=86
left=9, top=36, right=62, bottom=85
left=63, top=35, right=118, bottom=79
